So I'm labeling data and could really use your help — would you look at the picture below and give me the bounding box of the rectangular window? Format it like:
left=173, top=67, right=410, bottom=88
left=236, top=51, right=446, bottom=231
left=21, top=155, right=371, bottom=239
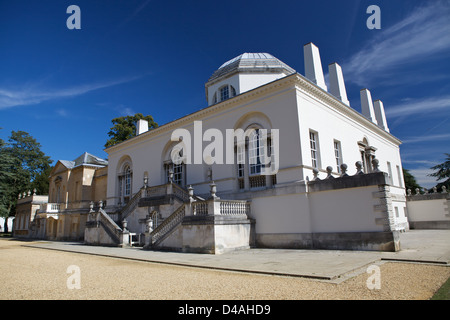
left=237, top=163, right=244, bottom=178
left=125, top=173, right=131, bottom=196
left=309, top=131, right=319, bottom=168
left=395, top=207, right=399, bottom=218
left=334, top=140, right=342, bottom=173
left=396, top=165, right=403, bottom=187
left=236, top=144, right=245, bottom=177
left=173, top=163, right=183, bottom=186
left=249, top=129, right=262, bottom=175
left=387, top=162, right=393, bottom=185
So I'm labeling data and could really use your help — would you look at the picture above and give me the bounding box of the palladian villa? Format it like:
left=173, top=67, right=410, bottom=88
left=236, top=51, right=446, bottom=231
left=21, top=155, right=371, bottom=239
left=13, top=43, right=450, bottom=253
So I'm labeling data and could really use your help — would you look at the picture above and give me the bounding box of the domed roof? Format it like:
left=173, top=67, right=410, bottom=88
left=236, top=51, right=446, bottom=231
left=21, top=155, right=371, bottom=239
left=208, top=52, right=296, bottom=82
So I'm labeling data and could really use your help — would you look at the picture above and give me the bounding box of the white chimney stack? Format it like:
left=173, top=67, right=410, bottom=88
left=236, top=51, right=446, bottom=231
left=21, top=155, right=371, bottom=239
left=304, top=42, right=327, bottom=91
left=136, top=119, right=149, bottom=135
left=360, top=89, right=378, bottom=124
left=373, top=100, right=389, bottom=132
left=328, top=62, right=350, bottom=106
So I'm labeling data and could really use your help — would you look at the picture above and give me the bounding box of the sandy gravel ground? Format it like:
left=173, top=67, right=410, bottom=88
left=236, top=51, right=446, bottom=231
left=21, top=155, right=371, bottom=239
left=0, top=239, right=448, bottom=300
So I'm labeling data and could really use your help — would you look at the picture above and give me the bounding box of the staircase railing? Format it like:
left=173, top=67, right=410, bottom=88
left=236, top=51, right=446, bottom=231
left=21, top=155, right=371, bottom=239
left=150, top=204, right=186, bottom=246
left=172, top=183, right=190, bottom=202
left=98, top=208, right=122, bottom=244
left=120, top=187, right=145, bottom=221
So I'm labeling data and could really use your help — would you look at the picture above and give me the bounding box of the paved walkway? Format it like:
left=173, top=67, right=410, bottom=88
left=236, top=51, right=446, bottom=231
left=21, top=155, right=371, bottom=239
left=21, top=230, right=450, bottom=282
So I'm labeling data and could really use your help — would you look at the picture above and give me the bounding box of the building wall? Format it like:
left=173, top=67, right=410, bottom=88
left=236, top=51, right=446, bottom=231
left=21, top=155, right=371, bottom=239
left=106, top=79, right=303, bottom=208
left=295, top=88, right=403, bottom=182
left=13, top=195, right=48, bottom=237
left=406, top=193, right=450, bottom=229
left=104, top=73, right=405, bottom=251
left=49, top=164, right=70, bottom=205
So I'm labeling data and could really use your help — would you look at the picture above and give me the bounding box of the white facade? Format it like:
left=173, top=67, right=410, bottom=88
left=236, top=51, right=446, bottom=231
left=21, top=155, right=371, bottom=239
left=102, top=43, right=407, bottom=252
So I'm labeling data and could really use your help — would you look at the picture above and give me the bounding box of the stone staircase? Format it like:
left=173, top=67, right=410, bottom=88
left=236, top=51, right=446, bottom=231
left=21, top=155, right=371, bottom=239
left=85, top=182, right=253, bottom=253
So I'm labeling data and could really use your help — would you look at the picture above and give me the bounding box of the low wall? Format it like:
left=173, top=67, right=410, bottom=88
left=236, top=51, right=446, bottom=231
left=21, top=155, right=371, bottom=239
left=406, top=192, right=450, bottom=229
left=153, top=214, right=252, bottom=254
left=253, top=172, right=401, bottom=251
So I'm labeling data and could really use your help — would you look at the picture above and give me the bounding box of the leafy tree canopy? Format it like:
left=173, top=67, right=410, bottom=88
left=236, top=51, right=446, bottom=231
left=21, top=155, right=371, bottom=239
left=105, top=113, right=158, bottom=148
left=403, top=168, right=422, bottom=192
left=0, top=130, right=53, bottom=220
left=429, top=153, right=450, bottom=192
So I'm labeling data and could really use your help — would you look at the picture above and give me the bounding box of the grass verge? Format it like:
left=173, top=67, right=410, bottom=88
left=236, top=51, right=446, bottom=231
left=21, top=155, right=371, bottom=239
left=431, top=275, right=450, bottom=300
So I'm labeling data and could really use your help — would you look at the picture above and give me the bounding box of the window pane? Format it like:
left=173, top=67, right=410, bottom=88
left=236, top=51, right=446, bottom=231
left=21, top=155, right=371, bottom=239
left=125, top=167, right=131, bottom=196
left=249, top=129, right=262, bottom=175
left=220, top=86, right=229, bottom=101
left=334, top=141, right=341, bottom=173
left=310, top=132, right=318, bottom=168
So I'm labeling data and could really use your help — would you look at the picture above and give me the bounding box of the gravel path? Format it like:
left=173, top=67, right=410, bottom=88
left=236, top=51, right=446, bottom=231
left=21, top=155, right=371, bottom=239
left=1, top=239, right=449, bottom=300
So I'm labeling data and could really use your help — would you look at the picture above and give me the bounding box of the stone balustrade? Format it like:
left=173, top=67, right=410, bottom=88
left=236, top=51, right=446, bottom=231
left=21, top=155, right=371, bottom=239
left=312, top=159, right=382, bottom=182
left=407, top=186, right=447, bottom=196
left=39, top=203, right=61, bottom=213
left=187, top=182, right=251, bottom=217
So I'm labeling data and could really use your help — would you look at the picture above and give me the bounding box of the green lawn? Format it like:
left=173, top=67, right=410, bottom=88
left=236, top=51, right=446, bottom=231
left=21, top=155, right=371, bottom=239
left=431, top=276, right=450, bottom=300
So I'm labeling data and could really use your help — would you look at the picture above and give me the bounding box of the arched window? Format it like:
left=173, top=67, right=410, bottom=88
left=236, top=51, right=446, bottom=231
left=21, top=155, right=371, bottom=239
left=220, top=85, right=229, bottom=101
left=118, top=163, right=132, bottom=205
left=217, top=85, right=237, bottom=103
left=163, top=148, right=185, bottom=186
left=235, top=126, right=275, bottom=190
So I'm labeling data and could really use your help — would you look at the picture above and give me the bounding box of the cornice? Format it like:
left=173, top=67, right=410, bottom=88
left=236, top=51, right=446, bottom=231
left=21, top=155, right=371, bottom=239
left=105, top=75, right=297, bottom=154
left=106, top=72, right=401, bottom=154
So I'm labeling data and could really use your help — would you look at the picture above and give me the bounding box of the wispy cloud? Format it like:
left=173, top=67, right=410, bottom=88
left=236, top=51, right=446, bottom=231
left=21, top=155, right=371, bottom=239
left=402, top=159, right=437, bottom=166
left=408, top=167, right=439, bottom=188
left=385, top=96, right=450, bottom=118
left=56, top=108, right=69, bottom=118
left=401, top=133, right=450, bottom=144
left=0, top=75, right=142, bottom=109
left=342, top=1, right=450, bottom=86
left=119, top=106, right=136, bottom=116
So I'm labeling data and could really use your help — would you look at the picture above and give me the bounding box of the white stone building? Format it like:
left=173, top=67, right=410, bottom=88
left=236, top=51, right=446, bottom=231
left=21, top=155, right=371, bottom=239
left=86, top=43, right=408, bottom=253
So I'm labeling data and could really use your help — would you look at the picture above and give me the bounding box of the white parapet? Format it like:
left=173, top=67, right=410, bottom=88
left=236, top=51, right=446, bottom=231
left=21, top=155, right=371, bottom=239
left=373, top=100, right=390, bottom=132
left=303, top=42, right=327, bottom=91
left=360, top=89, right=378, bottom=124
left=328, top=62, right=350, bottom=106
left=136, top=119, right=149, bottom=135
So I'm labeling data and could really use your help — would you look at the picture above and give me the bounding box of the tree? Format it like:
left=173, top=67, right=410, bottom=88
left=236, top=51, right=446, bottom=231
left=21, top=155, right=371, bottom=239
left=403, top=168, right=422, bottom=192
left=31, top=165, right=53, bottom=195
left=105, top=113, right=158, bottom=148
left=0, top=138, right=19, bottom=219
left=0, top=131, right=53, bottom=231
left=429, top=153, right=450, bottom=192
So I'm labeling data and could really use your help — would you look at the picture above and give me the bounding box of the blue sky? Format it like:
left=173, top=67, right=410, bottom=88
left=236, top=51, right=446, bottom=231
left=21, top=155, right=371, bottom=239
left=0, top=0, right=449, bottom=188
